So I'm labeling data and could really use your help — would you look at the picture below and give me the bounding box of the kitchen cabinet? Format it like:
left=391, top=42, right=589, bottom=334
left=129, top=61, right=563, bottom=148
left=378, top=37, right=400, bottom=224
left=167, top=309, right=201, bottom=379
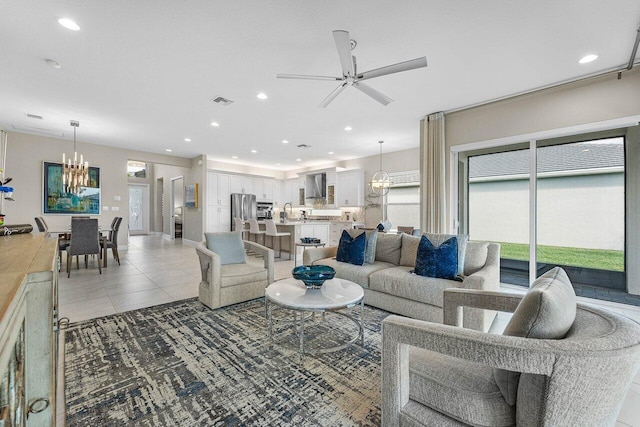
left=230, top=175, right=243, bottom=194
left=255, top=178, right=274, bottom=201
left=207, top=172, right=231, bottom=206
left=241, top=176, right=254, bottom=195
left=298, top=223, right=329, bottom=244
left=326, top=171, right=337, bottom=207
left=273, top=180, right=282, bottom=207
left=0, top=234, right=58, bottom=427
left=206, top=205, right=231, bottom=233
left=336, top=169, right=365, bottom=207
left=329, top=221, right=354, bottom=246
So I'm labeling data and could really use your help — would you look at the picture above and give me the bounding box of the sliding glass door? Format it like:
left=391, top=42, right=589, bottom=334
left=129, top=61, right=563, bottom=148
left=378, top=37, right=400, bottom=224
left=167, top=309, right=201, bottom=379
left=462, top=133, right=625, bottom=289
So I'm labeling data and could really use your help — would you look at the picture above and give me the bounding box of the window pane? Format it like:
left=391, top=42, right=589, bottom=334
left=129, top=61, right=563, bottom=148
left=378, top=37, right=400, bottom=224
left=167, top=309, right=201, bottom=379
left=468, top=148, right=530, bottom=285
left=536, top=138, right=624, bottom=272
left=387, top=186, right=419, bottom=203
left=387, top=204, right=420, bottom=229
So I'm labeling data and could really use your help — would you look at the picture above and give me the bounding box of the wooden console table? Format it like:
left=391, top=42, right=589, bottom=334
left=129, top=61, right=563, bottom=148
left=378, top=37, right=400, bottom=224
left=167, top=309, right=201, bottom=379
left=0, top=233, right=59, bottom=426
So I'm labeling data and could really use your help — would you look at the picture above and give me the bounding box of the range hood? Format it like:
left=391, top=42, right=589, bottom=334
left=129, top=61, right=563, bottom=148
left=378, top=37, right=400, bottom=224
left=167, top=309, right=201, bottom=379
left=305, top=173, right=326, bottom=199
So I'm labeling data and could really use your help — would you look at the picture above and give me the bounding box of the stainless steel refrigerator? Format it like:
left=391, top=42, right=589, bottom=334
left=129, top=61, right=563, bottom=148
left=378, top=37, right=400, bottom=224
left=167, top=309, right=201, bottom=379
left=230, top=193, right=257, bottom=230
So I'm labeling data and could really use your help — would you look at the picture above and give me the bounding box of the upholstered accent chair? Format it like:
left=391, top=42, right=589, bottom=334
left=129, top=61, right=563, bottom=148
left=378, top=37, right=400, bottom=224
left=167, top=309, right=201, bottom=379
left=196, top=231, right=274, bottom=310
left=382, top=267, right=640, bottom=426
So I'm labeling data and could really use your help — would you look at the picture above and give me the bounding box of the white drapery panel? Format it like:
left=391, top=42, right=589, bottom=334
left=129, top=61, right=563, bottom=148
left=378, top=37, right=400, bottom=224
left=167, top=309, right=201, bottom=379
left=420, top=112, right=447, bottom=233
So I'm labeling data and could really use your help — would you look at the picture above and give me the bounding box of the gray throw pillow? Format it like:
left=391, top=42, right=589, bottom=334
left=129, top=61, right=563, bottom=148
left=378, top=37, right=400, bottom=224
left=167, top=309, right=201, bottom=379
left=375, top=233, right=402, bottom=265
left=494, top=267, right=576, bottom=405
left=399, top=233, right=421, bottom=267
left=204, top=231, right=247, bottom=265
left=347, top=229, right=378, bottom=264
left=425, top=233, right=468, bottom=277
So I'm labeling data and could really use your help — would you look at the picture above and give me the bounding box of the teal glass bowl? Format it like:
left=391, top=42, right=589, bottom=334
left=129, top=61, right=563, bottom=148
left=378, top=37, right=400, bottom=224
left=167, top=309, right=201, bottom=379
left=292, top=265, right=336, bottom=288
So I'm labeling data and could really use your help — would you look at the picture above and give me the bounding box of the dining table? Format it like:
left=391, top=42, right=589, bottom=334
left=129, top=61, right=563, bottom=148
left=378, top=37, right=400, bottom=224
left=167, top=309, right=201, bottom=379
left=48, top=225, right=114, bottom=268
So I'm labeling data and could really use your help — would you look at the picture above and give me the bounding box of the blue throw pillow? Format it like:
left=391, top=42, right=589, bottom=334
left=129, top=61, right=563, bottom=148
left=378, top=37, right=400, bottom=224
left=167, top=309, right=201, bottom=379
left=204, top=231, right=247, bottom=265
left=414, top=235, right=458, bottom=279
left=336, top=230, right=366, bottom=266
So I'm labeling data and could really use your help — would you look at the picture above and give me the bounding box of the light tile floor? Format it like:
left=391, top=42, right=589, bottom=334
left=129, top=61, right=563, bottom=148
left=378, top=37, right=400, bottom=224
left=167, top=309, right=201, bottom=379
left=57, top=235, right=640, bottom=426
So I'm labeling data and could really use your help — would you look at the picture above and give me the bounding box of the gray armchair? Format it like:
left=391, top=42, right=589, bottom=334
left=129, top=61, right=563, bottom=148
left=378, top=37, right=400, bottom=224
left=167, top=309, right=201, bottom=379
left=196, top=239, right=274, bottom=310
left=382, top=268, right=640, bottom=426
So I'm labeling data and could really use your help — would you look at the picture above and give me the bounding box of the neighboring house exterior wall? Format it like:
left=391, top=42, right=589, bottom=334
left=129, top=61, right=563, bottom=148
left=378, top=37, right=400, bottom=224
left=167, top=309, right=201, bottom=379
left=469, top=171, right=624, bottom=250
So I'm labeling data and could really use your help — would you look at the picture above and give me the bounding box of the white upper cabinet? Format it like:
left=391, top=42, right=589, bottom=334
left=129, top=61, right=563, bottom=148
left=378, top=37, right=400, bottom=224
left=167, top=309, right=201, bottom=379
left=336, top=169, right=365, bottom=207
left=230, top=175, right=243, bottom=194
left=241, top=176, right=254, bottom=195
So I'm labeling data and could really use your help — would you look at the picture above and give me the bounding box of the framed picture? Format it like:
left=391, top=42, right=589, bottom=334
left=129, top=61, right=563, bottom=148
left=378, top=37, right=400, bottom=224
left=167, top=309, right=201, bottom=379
left=185, top=183, right=198, bottom=208
left=43, top=161, right=101, bottom=214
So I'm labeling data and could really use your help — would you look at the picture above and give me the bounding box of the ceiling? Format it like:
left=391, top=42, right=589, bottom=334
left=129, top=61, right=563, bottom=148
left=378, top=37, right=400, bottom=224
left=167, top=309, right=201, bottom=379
left=1, top=1, right=639, bottom=171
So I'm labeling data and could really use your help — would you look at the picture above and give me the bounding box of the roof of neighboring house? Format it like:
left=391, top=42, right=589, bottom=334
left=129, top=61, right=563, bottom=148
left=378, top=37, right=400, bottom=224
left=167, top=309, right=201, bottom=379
left=469, top=139, right=624, bottom=179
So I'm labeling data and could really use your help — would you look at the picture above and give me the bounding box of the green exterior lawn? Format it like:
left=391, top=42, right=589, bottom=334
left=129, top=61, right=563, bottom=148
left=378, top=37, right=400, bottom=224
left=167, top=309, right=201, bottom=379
left=497, top=242, right=624, bottom=272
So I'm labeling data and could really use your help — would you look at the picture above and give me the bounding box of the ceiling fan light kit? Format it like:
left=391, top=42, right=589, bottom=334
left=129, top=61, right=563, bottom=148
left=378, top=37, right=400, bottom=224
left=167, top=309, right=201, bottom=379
left=277, top=30, right=427, bottom=107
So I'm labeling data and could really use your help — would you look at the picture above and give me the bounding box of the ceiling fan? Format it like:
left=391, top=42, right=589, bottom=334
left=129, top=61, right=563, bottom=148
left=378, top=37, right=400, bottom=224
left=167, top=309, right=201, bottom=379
left=277, top=30, right=427, bottom=108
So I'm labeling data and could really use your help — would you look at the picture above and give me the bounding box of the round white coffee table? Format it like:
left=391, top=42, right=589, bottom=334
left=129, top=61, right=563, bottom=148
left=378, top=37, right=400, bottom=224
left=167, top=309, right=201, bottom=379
left=265, top=277, right=364, bottom=363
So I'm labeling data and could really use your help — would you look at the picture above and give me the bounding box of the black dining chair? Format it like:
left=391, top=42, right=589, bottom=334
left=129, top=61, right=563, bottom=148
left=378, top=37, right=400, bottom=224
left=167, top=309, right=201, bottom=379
left=102, top=217, right=122, bottom=266
left=66, top=218, right=102, bottom=277
left=35, top=216, right=70, bottom=271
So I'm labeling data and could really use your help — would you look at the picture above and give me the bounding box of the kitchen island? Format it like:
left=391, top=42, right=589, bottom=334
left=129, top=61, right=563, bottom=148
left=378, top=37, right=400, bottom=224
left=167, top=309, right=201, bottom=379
left=253, top=220, right=364, bottom=263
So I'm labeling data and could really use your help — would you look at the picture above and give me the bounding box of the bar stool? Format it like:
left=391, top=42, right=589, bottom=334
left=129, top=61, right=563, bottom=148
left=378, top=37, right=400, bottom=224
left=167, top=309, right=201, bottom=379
left=233, top=217, right=250, bottom=240
left=264, top=219, right=291, bottom=259
left=247, top=218, right=265, bottom=246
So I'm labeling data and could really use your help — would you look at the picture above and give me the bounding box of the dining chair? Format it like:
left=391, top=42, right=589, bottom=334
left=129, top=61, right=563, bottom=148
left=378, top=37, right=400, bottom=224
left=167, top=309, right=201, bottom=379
left=35, top=216, right=70, bottom=271
left=102, top=217, right=122, bottom=266
left=396, top=226, right=414, bottom=235
left=66, top=218, right=102, bottom=277
left=264, top=219, right=291, bottom=259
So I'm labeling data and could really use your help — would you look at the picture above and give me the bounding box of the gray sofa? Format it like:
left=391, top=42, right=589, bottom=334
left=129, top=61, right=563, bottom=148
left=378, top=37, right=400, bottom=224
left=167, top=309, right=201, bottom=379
left=303, top=232, right=500, bottom=332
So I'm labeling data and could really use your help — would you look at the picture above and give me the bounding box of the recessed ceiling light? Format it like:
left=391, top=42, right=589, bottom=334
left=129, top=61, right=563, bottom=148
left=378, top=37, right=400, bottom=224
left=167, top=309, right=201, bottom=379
left=276, top=163, right=281, bottom=166
left=328, top=151, right=334, bottom=155
left=296, top=158, right=301, bottom=162
left=282, top=140, right=289, bottom=144
left=344, top=126, right=352, bottom=131
left=210, top=121, right=220, bottom=127
left=579, top=54, right=598, bottom=64
left=165, top=149, right=173, bottom=152
left=232, top=156, right=238, bottom=159
left=184, top=138, right=191, bottom=142
left=58, top=18, right=80, bottom=31
left=257, top=92, right=268, bottom=100
left=251, top=150, right=257, bottom=153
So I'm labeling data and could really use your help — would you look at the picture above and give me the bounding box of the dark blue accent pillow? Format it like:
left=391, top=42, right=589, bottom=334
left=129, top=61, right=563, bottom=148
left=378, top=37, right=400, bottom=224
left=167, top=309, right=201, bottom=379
left=336, top=229, right=366, bottom=266
left=414, top=235, right=458, bottom=279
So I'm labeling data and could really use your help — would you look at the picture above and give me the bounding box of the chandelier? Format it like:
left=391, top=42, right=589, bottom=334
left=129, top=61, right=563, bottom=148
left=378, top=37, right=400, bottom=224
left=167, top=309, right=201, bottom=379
left=369, top=140, right=392, bottom=196
left=62, top=120, right=89, bottom=194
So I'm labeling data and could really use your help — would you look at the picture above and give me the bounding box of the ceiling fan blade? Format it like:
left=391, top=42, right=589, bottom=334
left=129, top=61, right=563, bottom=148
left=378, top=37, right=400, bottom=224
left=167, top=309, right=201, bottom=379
left=333, top=30, right=354, bottom=77
left=352, top=82, right=393, bottom=106
left=276, top=73, right=343, bottom=81
left=357, top=57, right=427, bottom=81
left=319, top=82, right=349, bottom=108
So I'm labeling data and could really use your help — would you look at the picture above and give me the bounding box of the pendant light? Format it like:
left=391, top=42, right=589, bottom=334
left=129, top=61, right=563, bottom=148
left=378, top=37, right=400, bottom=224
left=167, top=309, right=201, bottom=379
left=369, top=140, right=392, bottom=196
left=62, top=120, right=89, bottom=195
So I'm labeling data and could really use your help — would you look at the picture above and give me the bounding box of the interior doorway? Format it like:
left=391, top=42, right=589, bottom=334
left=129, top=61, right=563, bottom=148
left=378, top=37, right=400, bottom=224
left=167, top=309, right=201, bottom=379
left=128, top=184, right=150, bottom=235
left=170, top=176, right=184, bottom=239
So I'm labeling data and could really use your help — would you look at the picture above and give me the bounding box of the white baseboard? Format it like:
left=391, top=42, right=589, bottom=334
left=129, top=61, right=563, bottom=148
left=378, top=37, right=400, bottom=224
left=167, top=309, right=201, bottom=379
left=162, top=233, right=172, bottom=240
left=181, top=238, right=200, bottom=247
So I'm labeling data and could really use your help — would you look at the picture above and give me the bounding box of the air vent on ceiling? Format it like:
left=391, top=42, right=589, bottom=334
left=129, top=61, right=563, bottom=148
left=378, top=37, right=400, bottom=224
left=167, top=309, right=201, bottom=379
left=211, top=96, right=234, bottom=106
left=25, top=113, right=43, bottom=120
left=297, top=144, right=311, bottom=148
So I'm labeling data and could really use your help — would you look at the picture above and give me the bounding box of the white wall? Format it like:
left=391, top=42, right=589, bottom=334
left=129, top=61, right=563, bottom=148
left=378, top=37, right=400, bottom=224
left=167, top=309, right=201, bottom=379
left=3, top=131, right=198, bottom=246
left=470, top=173, right=624, bottom=250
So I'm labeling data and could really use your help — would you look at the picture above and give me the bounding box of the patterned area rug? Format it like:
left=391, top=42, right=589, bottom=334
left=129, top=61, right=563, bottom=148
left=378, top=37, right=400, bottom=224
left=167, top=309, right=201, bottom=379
left=65, top=298, right=390, bottom=426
